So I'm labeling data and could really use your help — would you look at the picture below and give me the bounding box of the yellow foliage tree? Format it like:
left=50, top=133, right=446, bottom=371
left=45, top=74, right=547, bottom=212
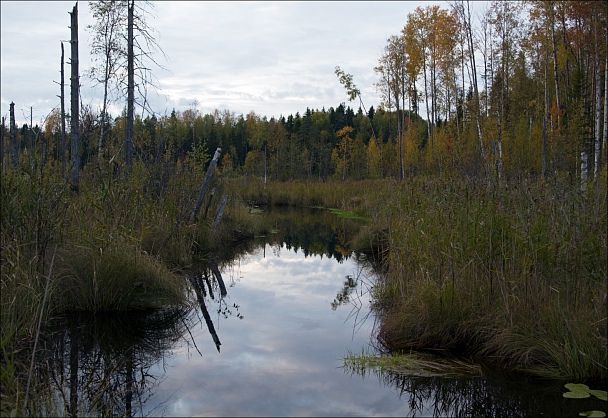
left=366, top=136, right=381, bottom=178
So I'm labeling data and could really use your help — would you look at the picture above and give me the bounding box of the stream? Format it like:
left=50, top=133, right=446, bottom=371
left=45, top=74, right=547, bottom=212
left=40, top=208, right=606, bottom=417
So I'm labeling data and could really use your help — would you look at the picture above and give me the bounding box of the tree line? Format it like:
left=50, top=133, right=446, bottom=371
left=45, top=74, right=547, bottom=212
left=1, top=0, right=606, bottom=187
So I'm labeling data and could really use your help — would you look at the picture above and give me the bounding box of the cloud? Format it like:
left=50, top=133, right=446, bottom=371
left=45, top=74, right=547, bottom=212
left=2, top=1, right=449, bottom=126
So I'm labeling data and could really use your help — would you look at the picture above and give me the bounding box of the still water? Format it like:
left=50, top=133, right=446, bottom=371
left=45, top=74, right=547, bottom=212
left=43, top=208, right=606, bottom=417
left=145, top=242, right=388, bottom=416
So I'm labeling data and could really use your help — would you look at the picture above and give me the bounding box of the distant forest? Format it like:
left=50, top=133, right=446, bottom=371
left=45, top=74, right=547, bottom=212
left=2, top=1, right=606, bottom=183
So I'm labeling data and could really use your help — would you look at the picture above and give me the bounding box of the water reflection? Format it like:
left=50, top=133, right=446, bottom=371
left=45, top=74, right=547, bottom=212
left=37, top=207, right=602, bottom=416
left=331, top=274, right=359, bottom=310
left=258, top=206, right=366, bottom=262
left=41, top=307, right=192, bottom=417
left=343, top=365, right=608, bottom=417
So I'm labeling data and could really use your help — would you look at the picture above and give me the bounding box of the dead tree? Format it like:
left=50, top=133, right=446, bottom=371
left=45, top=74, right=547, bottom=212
left=9, top=102, right=17, bottom=168
left=60, top=42, right=67, bottom=175
left=189, top=146, right=222, bottom=223
left=125, top=0, right=134, bottom=172
left=212, top=195, right=228, bottom=227
left=88, top=0, right=126, bottom=164
left=1, top=116, right=5, bottom=170
left=69, top=2, right=80, bottom=192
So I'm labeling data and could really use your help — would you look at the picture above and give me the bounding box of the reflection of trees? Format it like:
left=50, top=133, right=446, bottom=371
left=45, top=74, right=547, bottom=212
left=188, top=260, right=244, bottom=353
left=264, top=206, right=363, bottom=261
left=32, top=207, right=383, bottom=416
left=344, top=366, right=607, bottom=417
left=40, top=307, right=191, bottom=417
left=331, top=275, right=358, bottom=310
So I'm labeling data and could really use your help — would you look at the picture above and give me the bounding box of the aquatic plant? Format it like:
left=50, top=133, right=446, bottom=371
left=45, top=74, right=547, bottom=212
left=342, top=348, right=482, bottom=378
left=563, top=383, right=608, bottom=400
left=562, top=383, right=607, bottom=418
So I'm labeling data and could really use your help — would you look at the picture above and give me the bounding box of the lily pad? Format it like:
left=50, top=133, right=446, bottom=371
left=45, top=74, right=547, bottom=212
left=588, top=390, right=608, bottom=401
left=564, top=391, right=591, bottom=399
left=566, top=383, right=591, bottom=392
left=579, top=411, right=606, bottom=417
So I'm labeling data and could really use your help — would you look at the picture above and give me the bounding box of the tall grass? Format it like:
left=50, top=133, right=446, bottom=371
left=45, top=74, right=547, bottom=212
left=231, top=173, right=606, bottom=379
left=0, top=160, right=237, bottom=414
left=371, top=174, right=607, bottom=379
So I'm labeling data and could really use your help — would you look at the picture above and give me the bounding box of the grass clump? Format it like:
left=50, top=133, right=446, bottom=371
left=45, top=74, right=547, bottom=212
left=52, top=242, right=186, bottom=312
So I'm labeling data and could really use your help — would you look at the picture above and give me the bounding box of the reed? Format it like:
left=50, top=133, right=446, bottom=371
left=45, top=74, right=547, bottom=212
left=1, top=161, right=223, bottom=412
left=371, top=174, right=607, bottom=379
left=234, top=174, right=606, bottom=379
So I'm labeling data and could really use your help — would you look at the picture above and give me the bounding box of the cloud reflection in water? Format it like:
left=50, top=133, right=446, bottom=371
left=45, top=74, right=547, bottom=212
left=144, top=243, right=402, bottom=417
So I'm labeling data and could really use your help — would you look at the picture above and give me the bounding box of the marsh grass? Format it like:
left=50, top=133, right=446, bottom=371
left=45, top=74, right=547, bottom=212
left=232, top=175, right=606, bottom=379
left=2, top=160, right=606, bottom=415
left=371, top=175, right=607, bottom=379
left=227, top=177, right=389, bottom=217
left=342, top=349, right=482, bottom=378
left=1, top=161, right=230, bottom=413
left=52, top=242, right=186, bottom=311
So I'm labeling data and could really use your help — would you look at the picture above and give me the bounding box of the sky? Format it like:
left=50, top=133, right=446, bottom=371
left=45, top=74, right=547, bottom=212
left=1, top=1, right=486, bottom=128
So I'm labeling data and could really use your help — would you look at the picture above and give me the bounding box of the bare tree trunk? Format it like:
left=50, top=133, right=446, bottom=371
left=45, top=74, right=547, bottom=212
left=423, top=55, right=431, bottom=151
left=542, top=66, right=548, bottom=178
left=9, top=102, right=18, bottom=168
left=29, top=107, right=34, bottom=170
left=212, top=195, right=228, bottom=227
left=125, top=0, right=134, bottom=173
left=70, top=3, right=80, bottom=192
left=456, top=0, right=488, bottom=181
left=549, top=2, right=562, bottom=130
left=603, top=54, right=608, bottom=157
left=581, top=150, right=588, bottom=195
left=189, top=146, right=221, bottom=223
left=60, top=42, right=67, bottom=176
left=595, top=55, right=602, bottom=179
left=97, top=83, right=109, bottom=166
left=0, top=117, right=4, bottom=170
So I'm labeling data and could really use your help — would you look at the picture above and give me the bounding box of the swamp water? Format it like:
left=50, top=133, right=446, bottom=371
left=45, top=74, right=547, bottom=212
left=40, top=208, right=606, bottom=417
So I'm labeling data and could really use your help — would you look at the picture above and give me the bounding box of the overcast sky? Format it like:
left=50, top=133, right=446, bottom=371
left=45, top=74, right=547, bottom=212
left=1, top=1, right=485, bottom=127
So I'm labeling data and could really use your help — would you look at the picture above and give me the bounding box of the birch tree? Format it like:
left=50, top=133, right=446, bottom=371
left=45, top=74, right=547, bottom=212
left=88, top=0, right=167, bottom=173
left=489, top=0, right=520, bottom=181
left=87, top=0, right=126, bottom=164
left=451, top=0, right=489, bottom=181
left=374, top=35, right=408, bottom=179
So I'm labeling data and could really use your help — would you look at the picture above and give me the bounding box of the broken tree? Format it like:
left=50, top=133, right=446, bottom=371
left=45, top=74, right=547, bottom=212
left=189, top=146, right=222, bottom=223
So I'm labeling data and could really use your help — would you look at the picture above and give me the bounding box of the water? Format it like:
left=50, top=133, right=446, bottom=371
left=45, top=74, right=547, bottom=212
left=144, top=242, right=388, bottom=417
left=41, top=208, right=607, bottom=417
